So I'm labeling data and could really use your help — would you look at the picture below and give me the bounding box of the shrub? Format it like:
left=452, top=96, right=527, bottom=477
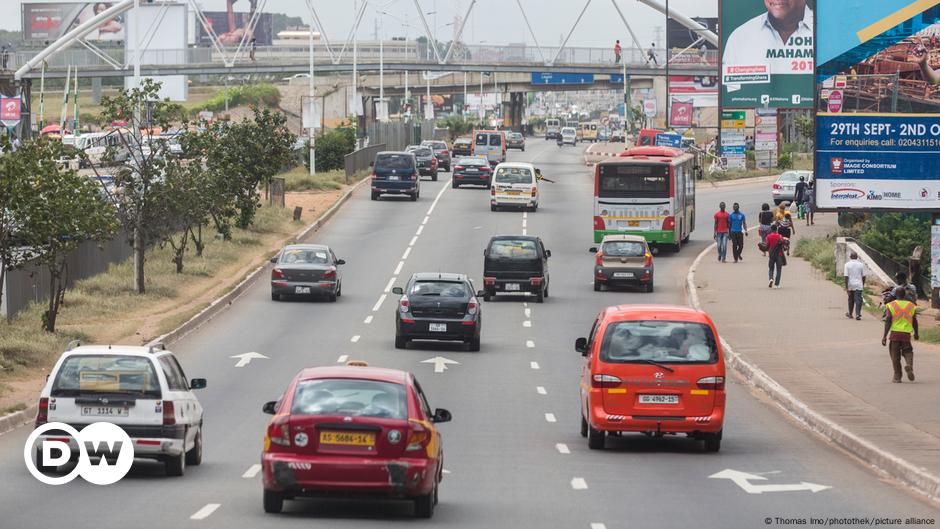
left=860, top=213, right=931, bottom=274
left=194, top=84, right=280, bottom=114
left=777, top=152, right=793, bottom=169
left=304, top=127, right=356, bottom=172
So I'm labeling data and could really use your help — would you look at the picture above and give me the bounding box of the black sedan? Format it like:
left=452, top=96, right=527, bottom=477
left=393, top=273, right=483, bottom=351
left=408, top=146, right=439, bottom=180
left=270, top=244, right=345, bottom=301
left=451, top=157, right=493, bottom=188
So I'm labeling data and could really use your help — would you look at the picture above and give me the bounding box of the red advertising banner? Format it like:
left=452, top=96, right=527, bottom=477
left=0, top=96, right=22, bottom=127
left=670, top=100, right=693, bottom=127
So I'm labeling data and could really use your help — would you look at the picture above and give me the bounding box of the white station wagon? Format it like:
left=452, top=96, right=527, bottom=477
left=35, top=343, right=207, bottom=476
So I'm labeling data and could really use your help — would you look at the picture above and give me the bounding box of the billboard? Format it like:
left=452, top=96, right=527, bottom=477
left=124, top=4, right=187, bottom=102
left=720, top=0, right=814, bottom=108
left=667, top=17, right=718, bottom=65
left=816, top=1, right=940, bottom=211
left=23, top=2, right=125, bottom=41
left=669, top=75, right=718, bottom=107
left=420, top=94, right=454, bottom=113
left=195, top=11, right=273, bottom=47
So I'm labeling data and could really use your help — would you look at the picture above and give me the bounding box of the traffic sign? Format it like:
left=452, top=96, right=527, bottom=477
left=655, top=133, right=683, bottom=148
left=643, top=99, right=657, bottom=118
left=828, top=90, right=843, bottom=113
left=530, top=72, right=594, bottom=85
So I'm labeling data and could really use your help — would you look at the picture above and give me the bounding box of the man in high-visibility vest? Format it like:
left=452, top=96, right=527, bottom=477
left=882, top=289, right=918, bottom=383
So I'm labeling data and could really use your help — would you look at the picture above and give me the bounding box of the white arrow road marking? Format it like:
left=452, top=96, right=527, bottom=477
left=372, top=294, right=387, bottom=312
left=526, top=340, right=535, bottom=348
left=591, top=524, right=607, bottom=529
left=544, top=413, right=556, bottom=423
left=190, top=503, right=220, bottom=520
left=524, top=308, right=531, bottom=318
left=530, top=361, right=540, bottom=369
left=364, top=315, right=373, bottom=324
left=536, top=386, right=547, bottom=395
left=336, top=355, right=348, bottom=363
left=555, top=443, right=570, bottom=454
left=421, top=356, right=459, bottom=373
left=708, top=469, right=831, bottom=494
left=571, top=478, right=588, bottom=490
left=230, top=352, right=268, bottom=368
left=242, top=464, right=261, bottom=479
left=351, top=335, right=361, bottom=343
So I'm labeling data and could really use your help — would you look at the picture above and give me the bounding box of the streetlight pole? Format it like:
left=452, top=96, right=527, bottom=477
left=404, top=70, right=409, bottom=119
left=309, top=23, right=315, bottom=176
left=463, top=71, right=468, bottom=117
left=352, top=0, right=358, bottom=120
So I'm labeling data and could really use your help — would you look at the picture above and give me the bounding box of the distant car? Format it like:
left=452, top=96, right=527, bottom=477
left=610, top=129, right=625, bottom=143
left=371, top=151, right=420, bottom=201
left=410, top=147, right=439, bottom=180
left=559, top=127, right=577, bottom=146
left=482, top=235, right=551, bottom=303
left=772, top=170, right=813, bottom=205
left=452, top=156, right=493, bottom=188
left=35, top=343, right=207, bottom=476
left=392, top=273, right=483, bottom=351
left=506, top=132, right=526, bottom=151
left=261, top=363, right=451, bottom=517
left=282, top=73, right=310, bottom=82
left=597, top=128, right=610, bottom=142
left=421, top=140, right=452, bottom=172
left=590, top=235, right=654, bottom=292
left=452, top=137, right=473, bottom=157
left=270, top=244, right=345, bottom=302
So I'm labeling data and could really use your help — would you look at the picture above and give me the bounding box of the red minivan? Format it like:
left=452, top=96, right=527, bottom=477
left=261, top=364, right=451, bottom=517
left=577, top=304, right=726, bottom=452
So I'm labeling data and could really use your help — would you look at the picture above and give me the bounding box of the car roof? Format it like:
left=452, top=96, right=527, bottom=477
left=489, top=234, right=539, bottom=242
left=600, top=304, right=712, bottom=324
left=377, top=151, right=414, bottom=156
left=494, top=162, right=535, bottom=170
left=282, top=243, right=330, bottom=251
left=601, top=235, right=648, bottom=244
left=411, top=272, right=468, bottom=282
left=297, top=365, right=409, bottom=384
left=62, top=345, right=167, bottom=358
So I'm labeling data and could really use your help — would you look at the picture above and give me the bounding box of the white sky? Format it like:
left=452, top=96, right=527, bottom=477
left=1, top=0, right=717, bottom=48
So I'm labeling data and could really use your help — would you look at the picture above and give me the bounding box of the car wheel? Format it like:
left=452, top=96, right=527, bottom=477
left=490, top=204, right=497, bottom=212
left=522, top=147, right=525, bottom=152
left=593, top=281, right=601, bottom=292
left=534, top=291, right=544, bottom=303
left=432, top=174, right=438, bottom=182
left=263, top=489, right=284, bottom=514
left=165, top=447, right=186, bottom=476
left=452, top=180, right=458, bottom=189
left=645, top=283, right=654, bottom=293
left=411, top=192, right=418, bottom=202
left=580, top=414, right=589, bottom=438
left=395, top=334, right=408, bottom=349
left=271, top=292, right=279, bottom=301
left=328, top=291, right=337, bottom=302
left=587, top=424, right=605, bottom=450
left=704, top=430, right=722, bottom=453
left=483, top=292, right=492, bottom=302
left=444, top=165, right=450, bottom=172
left=336, top=282, right=342, bottom=297
left=468, top=336, right=481, bottom=352
left=544, top=284, right=549, bottom=298
left=185, top=426, right=203, bottom=466
left=773, top=199, right=781, bottom=205
left=414, top=486, right=435, bottom=518
left=371, top=191, right=379, bottom=201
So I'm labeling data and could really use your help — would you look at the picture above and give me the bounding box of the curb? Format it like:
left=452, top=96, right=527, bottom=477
left=147, top=176, right=370, bottom=348
left=685, top=239, right=940, bottom=503
left=0, top=404, right=38, bottom=436
left=700, top=174, right=779, bottom=188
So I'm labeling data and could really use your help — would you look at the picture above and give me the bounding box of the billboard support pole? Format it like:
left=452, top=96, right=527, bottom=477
left=665, top=0, right=670, bottom=129
left=548, top=0, right=593, bottom=66
left=309, top=26, right=316, bottom=177
left=37, top=61, right=46, bottom=133
left=892, top=71, right=899, bottom=113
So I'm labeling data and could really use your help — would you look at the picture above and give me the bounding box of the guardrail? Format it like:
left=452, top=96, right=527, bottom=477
left=344, top=143, right=386, bottom=183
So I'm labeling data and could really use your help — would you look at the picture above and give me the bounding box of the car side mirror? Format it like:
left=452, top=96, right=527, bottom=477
left=262, top=401, right=277, bottom=415
left=190, top=378, right=207, bottom=390
left=336, top=259, right=346, bottom=265
left=545, top=250, right=551, bottom=258
left=575, top=337, right=588, bottom=355
left=392, top=287, right=404, bottom=295
left=269, top=257, right=277, bottom=264
left=589, top=247, right=598, bottom=253
left=431, top=408, right=452, bottom=423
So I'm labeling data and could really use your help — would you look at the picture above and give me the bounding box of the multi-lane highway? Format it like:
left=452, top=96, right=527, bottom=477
left=1, top=140, right=937, bottom=528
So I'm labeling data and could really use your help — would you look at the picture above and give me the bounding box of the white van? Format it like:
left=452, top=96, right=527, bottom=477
left=545, top=118, right=561, bottom=140
left=490, top=162, right=539, bottom=212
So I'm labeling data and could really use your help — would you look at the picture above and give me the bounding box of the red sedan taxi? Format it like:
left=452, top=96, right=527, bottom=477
left=576, top=305, right=725, bottom=452
left=261, top=363, right=451, bottom=517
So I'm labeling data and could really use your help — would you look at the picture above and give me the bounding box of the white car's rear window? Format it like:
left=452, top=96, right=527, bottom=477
left=52, top=355, right=161, bottom=397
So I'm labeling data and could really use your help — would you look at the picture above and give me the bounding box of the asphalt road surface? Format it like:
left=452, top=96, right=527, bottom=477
left=0, top=140, right=937, bottom=528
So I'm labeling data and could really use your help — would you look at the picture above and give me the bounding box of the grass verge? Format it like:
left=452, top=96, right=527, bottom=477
left=704, top=157, right=813, bottom=182
left=793, top=235, right=839, bottom=283
left=282, top=168, right=369, bottom=192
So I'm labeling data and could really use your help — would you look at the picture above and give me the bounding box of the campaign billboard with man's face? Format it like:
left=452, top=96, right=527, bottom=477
left=23, top=2, right=124, bottom=41
left=720, top=0, right=815, bottom=108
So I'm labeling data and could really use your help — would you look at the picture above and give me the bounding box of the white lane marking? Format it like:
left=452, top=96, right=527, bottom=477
left=522, top=218, right=527, bottom=228
left=190, top=504, right=221, bottom=520
left=537, top=386, right=547, bottom=395
left=394, top=261, right=404, bottom=275
left=426, top=179, right=450, bottom=215
left=523, top=302, right=528, bottom=307
left=422, top=216, right=429, bottom=225
left=383, top=277, right=396, bottom=293
left=591, top=524, right=607, bottom=529
left=530, top=361, right=540, bottom=369
left=556, top=443, right=570, bottom=454
left=522, top=227, right=527, bottom=235
left=571, top=478, right=588, bottom=490
left=442, top=469, right=451, bottom=474
left=351, top=335, right=361, bottom=343
left=524, top=308, right=531, bottom=318
left=526, top=340, right=535, bottom=348
left=523, top=211, right=528, bottom=220
left=364, top=315, right=373, bottom=324
left=409, top=236, right=418, bottom=247
left=242, top=464, right=262, bottom=479
left=372, top=294, right=387, bottom=312
left=545, top=413, right=557, bottom=423
left=402, top=247, right=412, bottom=260
left=230, top=352, right=268, bottom=368
left=523, top=320, right=532, bottom=328
left=337, top=354, right=349, bottom=363
left=416, top=225, right=424, bottom=235
left=422, top=356, right=459, bottom=373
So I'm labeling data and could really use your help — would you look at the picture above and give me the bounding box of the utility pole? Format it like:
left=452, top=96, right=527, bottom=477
left=404, top=70, right=409, bottom=119
left=309, top=22, right=316, bottom=176
left=463, top=71, right=468, bottom=117
left=352, top=0, right=358, bottom=120
left=426, top=71, right=431, bottom=121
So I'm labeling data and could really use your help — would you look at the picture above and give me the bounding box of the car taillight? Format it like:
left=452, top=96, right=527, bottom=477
left=531, top=186, right=538, bottom=196
left=371, top=172, right=378, bottom=180
left=399, top=295, right=410, bottom=313
left=591, top=374, right=623, bottom=388
left=323, top=268, right=336, bottom=280
left=530, top=276, right=543, bottom=285
left=643, top=252, right=653, bottom=267
left=36, top=397, right=49, bottom=425
left=406, top=419, right=433, bottom=455
left=772, top=183, right=781, bottom=190
left=271, top=268, right=284, bottom=279
left=441, top=150, right=449, bottom=155
left=697, top=376, right=725, bottom=390
left=593, top=216, right=605, bottom=231
left=481, top=166, right=491, bottom=172
left=266, top=421, right=291, bottom=448
left=162, top=400, right=175, bottom=426
left=491, top=186, right=496, bottom=196
left=454, top=165, right=465, bottom=171
left=595, top=252, right=604, bottom=266
left=662, top=216, right=676, bottom=231
left=467, top=298, right=478, bottom=315
left=483, top=277, right=495, bottom=285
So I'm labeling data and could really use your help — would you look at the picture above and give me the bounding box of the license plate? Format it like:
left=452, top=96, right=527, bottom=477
left=628, top=220, right=641, bottom=227
left=613, top=272, right=634, bottom=278
left=504, top=283, right=521, bottom=291
left=295, top=286, right=311, bottom=294
left=466, top=168, right=477, bottom=172
left=81, top=406, right=129, bottom=417
left=639, top=394, right=679, bottom=404
left=506, top=191, right=521, bottom=196
left=319, top=431, right=375, bottom=446
left=429, top=323, right=447, bottom=332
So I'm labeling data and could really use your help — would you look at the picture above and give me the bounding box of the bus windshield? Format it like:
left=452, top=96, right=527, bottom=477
left=598, top=164, right=669, bottom=198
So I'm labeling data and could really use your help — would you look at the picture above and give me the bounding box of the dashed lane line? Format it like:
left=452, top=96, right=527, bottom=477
left=242, top=464, right=261, bottom=479
left=591, top=524, right=607, bottom=529
left=571, top=478, right=588, bottom=490
left=402, top=247, right=412, bottom=260
left=409, top=235, right=418, bottom=246
left=364, top=315, right=373, bottom=324
left=523, top=320, right=532, bottom=328
left=416, top=225, right=424, bottom=235
left=372, top=294, right=387, bottom=312
left=190, top=504, right=221, bottom=520
left=545, top=413, right=557, bottom=423
left=524, top=308, right=531, bottom=318
left=536, top=386, right=547, bottom=395
left=394, top=261, right=404, bottom=275
left=556, top=443, right=570, bottom=454
left=526, top=340, right=535, bottom=348
left=336, top=354, right=349, bottom=363
left=350, top=335, right=361, bottom=343
left=530, top=361, right=540, bottom=369
left=422, top=216, right=430, bottom=225
left=383, top=277, right=396, bottom=293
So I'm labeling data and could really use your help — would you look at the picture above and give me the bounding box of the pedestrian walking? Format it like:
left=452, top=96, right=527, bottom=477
left=758, top=203, right=774, bottom=255
left=647, top=42, right=658, bottom=65
left=714, top=202, right=731, bottom=263
left=805, top=181, right=815, bottom=226
left=766, top=224, right=785, bottom=288
left=774, top=201, right=789, bottom=222
left=844, top=251, right=866, bottom=320
left=250, top=38, right=257, bottom=61
left=893, top=271, right=918, bottom=303
left=614, top=40, right=622, bottom=64
left=729, top=202, right=748, bottom=262
left=883, top=288, right=918, bottom=383
left=777, top=212, right=795, bottom=255
left=794, top=175, right=808, bottom=219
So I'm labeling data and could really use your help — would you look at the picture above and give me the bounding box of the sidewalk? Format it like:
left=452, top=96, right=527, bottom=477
left=692, top=212, right=940, bottom=499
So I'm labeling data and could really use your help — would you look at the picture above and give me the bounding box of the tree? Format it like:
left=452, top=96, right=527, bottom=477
left=11, top=137, right=117, bottom=331
left=304, top=126, right=355, bottom=172
left=0, top=136, right=43, bottom=312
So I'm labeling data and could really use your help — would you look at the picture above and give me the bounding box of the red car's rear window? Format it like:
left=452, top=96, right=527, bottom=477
left=291, top=378, right=407, bottom=419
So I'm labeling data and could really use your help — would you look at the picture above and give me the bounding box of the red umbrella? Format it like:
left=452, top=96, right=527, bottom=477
left=41, top=124, right=67, bottom=135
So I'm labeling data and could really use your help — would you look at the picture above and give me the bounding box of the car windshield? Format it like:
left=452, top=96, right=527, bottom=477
left=779, top=172, right=805, bottom=183
left=562, top=128, right=576, bottom=135
left=489, top=239, right=538, bottom=259
left=375, top=154, right=414, bottom=170
left=426, top=142, right=446, bottom=150
left=291, top=378, right=407, bottom=419
left=600, top=321, right=718, bottom=364
left=280, top=248, right=330, bottom=265
left=494, top=166, right=533, bottom=184
left=457, top=158, right=486, bottom=166
left=412, top=148, right=433, bottom=157
left=410, top=280, right=468, bottom=297
left=51, top=355, right=161, bottom=397
left=603, top=241, right=647, bottom=257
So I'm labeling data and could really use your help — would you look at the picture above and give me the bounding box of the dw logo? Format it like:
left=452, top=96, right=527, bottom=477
left=23, top=422, right=134, bottom=485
